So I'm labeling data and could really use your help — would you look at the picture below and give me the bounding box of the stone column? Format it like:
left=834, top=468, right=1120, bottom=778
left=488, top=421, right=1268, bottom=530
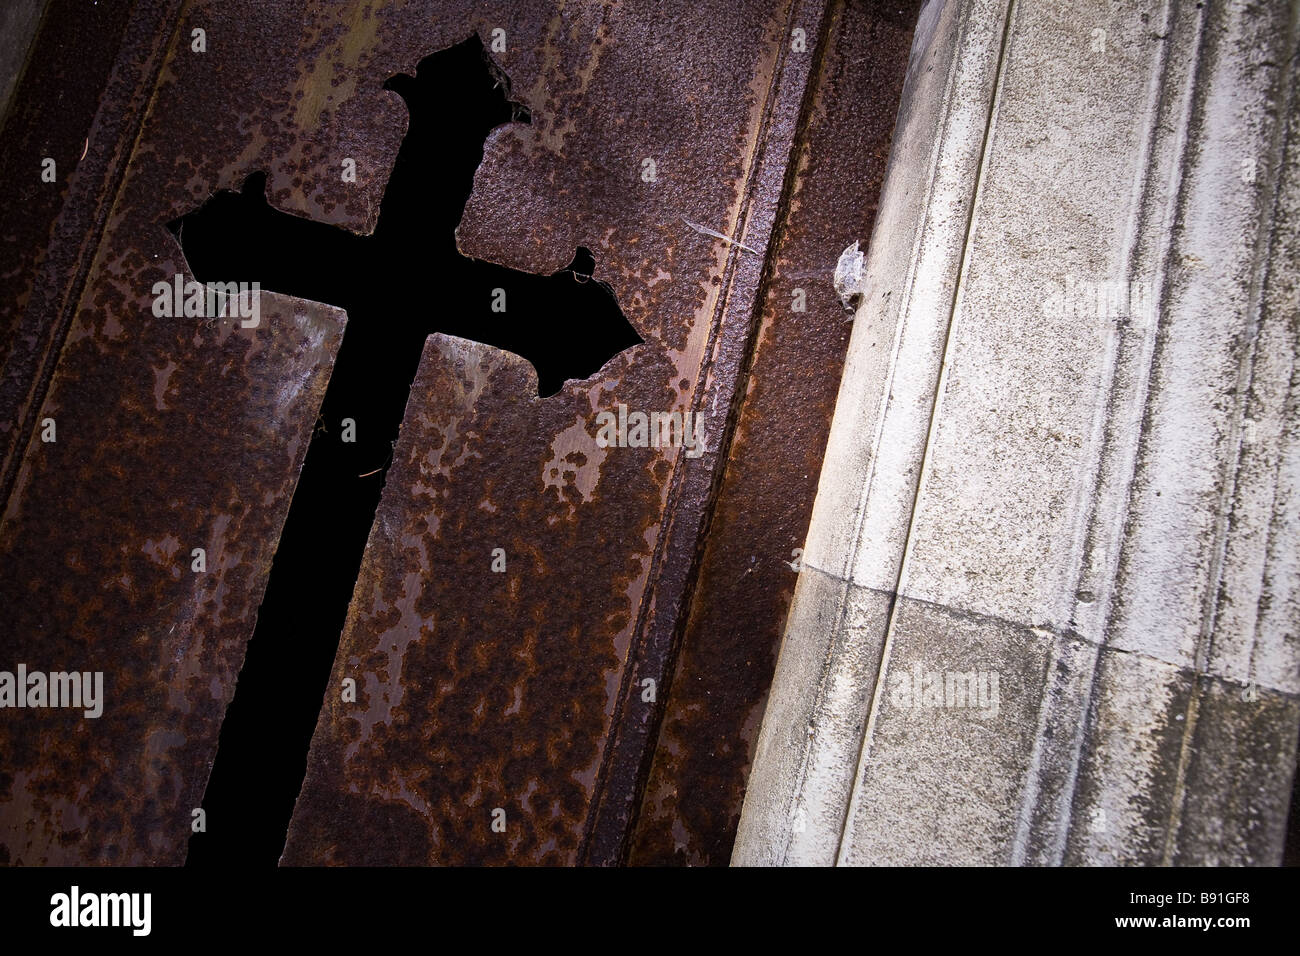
left=734, top=0, right=1300, bottom=866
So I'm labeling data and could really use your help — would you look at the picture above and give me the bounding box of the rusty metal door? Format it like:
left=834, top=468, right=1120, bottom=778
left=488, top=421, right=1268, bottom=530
left=0, top=0, right=918, bottom=866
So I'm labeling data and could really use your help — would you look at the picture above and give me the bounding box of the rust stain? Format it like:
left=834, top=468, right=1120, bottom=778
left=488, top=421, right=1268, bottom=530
left=285, top=0, right=834, bottom=864
left=0, top=292, right=342, bottom=864
left=284, top=336, right=657, bottom=863
left=0, top=0, right=919, bottom=866
left=627, top=0, right=925, bottom=866
left=0, top=0, right=164, bottom=508
left=291, top=0, right=382, bottom=131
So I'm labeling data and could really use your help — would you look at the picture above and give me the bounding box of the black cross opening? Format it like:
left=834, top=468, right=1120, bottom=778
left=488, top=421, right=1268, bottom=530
left=180, top=36, right=640, bottom=866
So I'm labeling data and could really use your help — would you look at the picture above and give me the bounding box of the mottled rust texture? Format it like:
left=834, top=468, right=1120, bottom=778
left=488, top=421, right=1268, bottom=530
left=0, top=0, right=133, bottom=375
left=577, top=0, right=839, bottom=865
left=283, top=0, right=837, bottom=864
left=1, top=0, right=920, bottom=866
left=0, top=0, right=397, bottom=863
left=0, top=0, right=176, bottom=506
left=0, top=298, right=341, bottom=866
left=283, top=335, right=660, bottom=864
left=627, top=0, right=923, bottom=866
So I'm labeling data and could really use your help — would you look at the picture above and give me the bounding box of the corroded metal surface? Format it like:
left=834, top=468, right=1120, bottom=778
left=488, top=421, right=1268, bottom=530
left=0, top=0, right=367, bottom=864
left=627, top=0, right=924, bottom=866
left=283, top=334, right=647, bottom=863
left=283, top=0, right=835, bottom=864
left=1, top=0, right=917, bottom=865
left=0, top=0, right=133, bottom=373
left=574, top=0, right=836, bottom=865
left=0, top=0, right=177, bottom=505
left=0, top=292, right=341, bottom=864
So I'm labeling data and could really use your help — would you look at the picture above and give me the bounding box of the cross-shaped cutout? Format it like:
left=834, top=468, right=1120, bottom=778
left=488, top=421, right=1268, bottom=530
left=180, top=37, right=638, bottom=866
left=169, top=49, right=640, bottom=400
